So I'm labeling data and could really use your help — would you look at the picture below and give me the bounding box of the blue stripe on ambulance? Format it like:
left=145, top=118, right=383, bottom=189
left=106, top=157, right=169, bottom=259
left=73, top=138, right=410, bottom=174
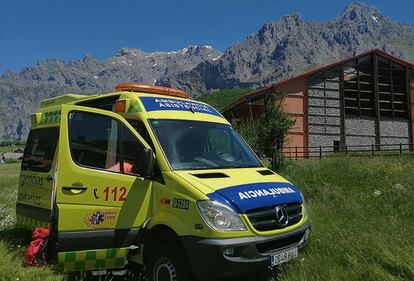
left=139, top=97, right=223, bottom=117
left=207, top=182, right=303, bottom=214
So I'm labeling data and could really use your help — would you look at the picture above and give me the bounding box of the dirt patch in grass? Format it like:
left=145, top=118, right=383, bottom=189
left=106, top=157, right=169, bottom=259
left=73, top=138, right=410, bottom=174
left=0, top=163, right=20, bottom=175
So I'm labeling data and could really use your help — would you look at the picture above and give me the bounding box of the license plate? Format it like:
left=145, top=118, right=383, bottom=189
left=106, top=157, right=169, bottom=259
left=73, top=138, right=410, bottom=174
left=270, top=247, right=298, bottom=266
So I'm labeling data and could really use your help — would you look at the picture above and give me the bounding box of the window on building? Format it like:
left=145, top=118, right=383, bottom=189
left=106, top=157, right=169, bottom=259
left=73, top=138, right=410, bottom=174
left=378, top=58, right=408, bottom=119
left=344, top=55, right=409, bottom=119
left=344, top=55, right=375, bottom=117
left=333, top=140, right=340, bottom=153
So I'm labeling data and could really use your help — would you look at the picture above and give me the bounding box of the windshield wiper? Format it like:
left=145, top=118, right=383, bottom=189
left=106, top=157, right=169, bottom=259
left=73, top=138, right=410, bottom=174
left=176, top=166, right=216, bottom=171
left=177, top=164, right=262, bottom=171
left=231, top=164, right=262, bottom=168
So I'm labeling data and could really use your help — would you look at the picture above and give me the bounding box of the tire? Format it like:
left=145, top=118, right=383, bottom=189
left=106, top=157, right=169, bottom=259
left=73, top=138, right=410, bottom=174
left=147, top=243, right=193, bottom=281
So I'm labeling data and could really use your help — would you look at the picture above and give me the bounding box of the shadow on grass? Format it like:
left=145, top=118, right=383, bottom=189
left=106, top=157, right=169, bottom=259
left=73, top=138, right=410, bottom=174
left=0, top=228, right=288, bottom=281
left=0, top=227, right=31, bottom=248
left=374, top=258, right=414, bottom=280
left=0, top=227, right=66, bottom=280
left=228, top=267, right=280, bottom=281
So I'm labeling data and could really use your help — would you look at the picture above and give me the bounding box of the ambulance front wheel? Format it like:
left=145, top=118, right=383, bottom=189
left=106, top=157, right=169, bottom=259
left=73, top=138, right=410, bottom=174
left=147, top=243, right=193, bottom=281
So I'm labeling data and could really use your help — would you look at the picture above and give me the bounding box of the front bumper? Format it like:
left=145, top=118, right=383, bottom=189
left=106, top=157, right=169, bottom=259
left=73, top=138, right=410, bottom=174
left=181, top=221, right=311, bottom=281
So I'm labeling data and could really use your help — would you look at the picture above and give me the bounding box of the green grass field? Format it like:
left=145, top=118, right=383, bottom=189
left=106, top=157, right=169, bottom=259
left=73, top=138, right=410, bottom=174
left=0, top=145, right=25, bottom=153
left=0, top=163, right=63, bottom=280
left=0, top=157, right=413, bottom=280
left=0, top=146, right=12, bottom=153
left=275, top=156, right=414, bottom=281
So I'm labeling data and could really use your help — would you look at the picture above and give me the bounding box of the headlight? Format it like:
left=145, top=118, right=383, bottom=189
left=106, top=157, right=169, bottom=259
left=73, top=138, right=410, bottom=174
left=197, top=201, right=246, bottom=231
left=300, top=191, right=308, bottom=217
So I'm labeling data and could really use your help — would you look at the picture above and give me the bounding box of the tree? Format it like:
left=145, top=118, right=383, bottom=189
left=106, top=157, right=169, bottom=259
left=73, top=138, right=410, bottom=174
left=232, top=93, right=294, bottom=171
left=196, top=88, right=252, bottom=110
left=256, top=94, right=294, bottom=171
left=231, top=118, right=261, bottom=156
left=1, top=134, right=12, bottom=147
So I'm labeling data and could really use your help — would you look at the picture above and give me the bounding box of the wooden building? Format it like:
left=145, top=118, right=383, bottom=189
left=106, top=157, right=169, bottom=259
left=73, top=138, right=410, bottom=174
left=221, top=49, right=414, bottom=157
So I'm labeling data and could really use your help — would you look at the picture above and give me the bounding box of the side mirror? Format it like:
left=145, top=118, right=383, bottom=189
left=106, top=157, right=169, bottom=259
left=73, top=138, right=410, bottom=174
left=136, top=148, right=155, bottom=178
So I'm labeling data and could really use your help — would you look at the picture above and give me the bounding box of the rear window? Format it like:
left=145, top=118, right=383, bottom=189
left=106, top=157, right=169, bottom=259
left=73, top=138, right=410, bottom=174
left=22, top=127, right=59, bottom=172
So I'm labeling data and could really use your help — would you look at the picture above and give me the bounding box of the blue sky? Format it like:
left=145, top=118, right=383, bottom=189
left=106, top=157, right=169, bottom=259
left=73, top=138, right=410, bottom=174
left=1, top=0, right=413, bottom=74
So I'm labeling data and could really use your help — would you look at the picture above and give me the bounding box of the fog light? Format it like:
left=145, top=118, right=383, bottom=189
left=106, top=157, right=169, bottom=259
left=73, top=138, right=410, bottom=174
left=223, top=247, right=235, bottom=256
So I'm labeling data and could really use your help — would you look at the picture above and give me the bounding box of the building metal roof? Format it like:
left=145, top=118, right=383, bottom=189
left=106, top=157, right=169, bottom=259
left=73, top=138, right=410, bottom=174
left=221, top=49, right=414, bottom=113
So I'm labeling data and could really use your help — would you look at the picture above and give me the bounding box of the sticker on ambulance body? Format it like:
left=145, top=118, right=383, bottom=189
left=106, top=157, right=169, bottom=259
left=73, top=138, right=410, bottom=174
left=207, top=182, right=302, bottom=213
left=139, top=97, right=223, bottom=117
left=84, top=209, right=119, bottom=228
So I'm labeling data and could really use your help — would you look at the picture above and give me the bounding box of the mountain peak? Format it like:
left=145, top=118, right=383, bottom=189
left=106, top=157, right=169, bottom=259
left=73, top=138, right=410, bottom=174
left=280, top=13, right=303, bottom=25
left=115, top=48, right=145, bottom=57
left=256, top=13, right=303, bottom=40
left=82, top=54, right=97, bottom=63
left=340, top=2, right=382, bottom=21
left=183, top=45, right=222, bottom=56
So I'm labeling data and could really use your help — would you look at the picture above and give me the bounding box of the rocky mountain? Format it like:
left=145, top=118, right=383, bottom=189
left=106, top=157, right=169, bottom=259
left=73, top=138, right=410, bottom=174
left=2, top=2, right=414, bottom=141
left=158, top=2, right=414, bottom=93
left=0, top=46, right=221, bottom=140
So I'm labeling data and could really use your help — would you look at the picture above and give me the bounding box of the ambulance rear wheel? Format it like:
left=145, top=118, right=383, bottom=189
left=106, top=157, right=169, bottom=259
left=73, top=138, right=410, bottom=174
left=147, top=243, right=192, bottom=281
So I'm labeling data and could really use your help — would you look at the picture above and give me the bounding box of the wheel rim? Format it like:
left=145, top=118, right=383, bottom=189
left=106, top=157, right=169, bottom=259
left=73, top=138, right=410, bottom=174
left=154, top=257, right=177, bottom=281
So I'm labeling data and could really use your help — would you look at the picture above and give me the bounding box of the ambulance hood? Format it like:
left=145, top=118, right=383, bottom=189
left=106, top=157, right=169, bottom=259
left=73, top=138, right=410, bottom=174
left=173, top=168, right=303, bottom=214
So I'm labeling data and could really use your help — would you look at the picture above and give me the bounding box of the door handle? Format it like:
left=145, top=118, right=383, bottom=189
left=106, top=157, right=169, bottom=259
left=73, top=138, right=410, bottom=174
left=62, top=186, right=88, bottom=195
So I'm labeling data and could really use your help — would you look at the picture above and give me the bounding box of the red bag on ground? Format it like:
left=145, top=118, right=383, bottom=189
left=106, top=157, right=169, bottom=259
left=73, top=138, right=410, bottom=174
left=24, top=227, right=50, bottom=267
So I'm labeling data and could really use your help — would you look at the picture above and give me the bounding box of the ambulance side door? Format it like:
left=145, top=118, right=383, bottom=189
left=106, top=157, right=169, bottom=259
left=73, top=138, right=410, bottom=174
left=56, top=105, right=153, bottom=250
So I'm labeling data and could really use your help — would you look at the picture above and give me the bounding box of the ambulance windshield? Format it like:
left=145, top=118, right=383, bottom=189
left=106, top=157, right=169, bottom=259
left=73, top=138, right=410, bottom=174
left=150, top=119, right=262, bottom=170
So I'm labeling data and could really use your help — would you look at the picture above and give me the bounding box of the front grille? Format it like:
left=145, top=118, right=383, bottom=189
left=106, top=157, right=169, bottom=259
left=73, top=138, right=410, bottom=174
left=246, top=203, right=302, bottom=232
left=256, top=231, right=305, bottom=254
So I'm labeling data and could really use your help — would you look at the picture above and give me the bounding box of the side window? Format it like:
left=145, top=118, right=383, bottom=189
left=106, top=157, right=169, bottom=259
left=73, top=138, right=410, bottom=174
left=128, top=119, right=163, bottom=178
left=127, top=119, right=155, bottom=150
left=122, top=126, right=145, bottom=175
left=68, top=111, right=146, bottom=176
left=69, top=111, right=121, bottom=170
left=22, top=127, right=59, bottom=172
left=208, top=129, right=232, bottom=154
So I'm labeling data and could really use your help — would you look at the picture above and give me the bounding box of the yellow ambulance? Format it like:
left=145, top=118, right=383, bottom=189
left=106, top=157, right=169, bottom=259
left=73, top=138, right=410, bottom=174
left=16, top=83, right=310, bottom=281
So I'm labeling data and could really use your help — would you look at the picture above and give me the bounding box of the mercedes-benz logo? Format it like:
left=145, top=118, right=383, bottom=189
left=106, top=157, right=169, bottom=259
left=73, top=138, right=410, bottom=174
left=274, top=206, right=289, bottom=227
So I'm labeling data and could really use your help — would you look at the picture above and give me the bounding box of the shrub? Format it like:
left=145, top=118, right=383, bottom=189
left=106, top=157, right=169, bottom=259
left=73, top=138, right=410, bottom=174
left=256, top=94, right=294, bottom=170
left=232, top=94, right=294, bottom=171
left=231, top=118, right=261, bottom=155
